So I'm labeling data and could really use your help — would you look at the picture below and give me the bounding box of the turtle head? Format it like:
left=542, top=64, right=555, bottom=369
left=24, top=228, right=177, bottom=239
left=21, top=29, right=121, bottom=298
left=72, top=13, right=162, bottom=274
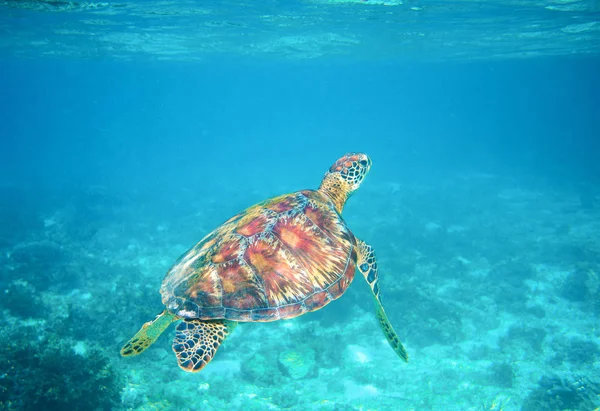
left=318, top=153, right=371, bottom=214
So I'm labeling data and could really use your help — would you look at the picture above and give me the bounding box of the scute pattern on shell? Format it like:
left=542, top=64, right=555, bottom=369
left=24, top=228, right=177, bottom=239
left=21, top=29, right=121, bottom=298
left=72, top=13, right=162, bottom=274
left=160, top=190, right=357, bottom=322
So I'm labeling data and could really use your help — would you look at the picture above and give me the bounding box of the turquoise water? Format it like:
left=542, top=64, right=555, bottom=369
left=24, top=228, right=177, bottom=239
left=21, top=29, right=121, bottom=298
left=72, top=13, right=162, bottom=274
left=1, top=1, right=600, bottom=410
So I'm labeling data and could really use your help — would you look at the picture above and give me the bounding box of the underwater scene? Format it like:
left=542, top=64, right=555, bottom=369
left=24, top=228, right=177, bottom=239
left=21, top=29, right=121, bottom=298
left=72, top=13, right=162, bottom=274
left=1, top=1, right=600, bottom=410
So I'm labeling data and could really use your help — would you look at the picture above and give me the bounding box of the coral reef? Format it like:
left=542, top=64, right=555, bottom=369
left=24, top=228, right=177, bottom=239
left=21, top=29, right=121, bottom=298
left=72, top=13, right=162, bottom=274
left=240, top=352, right=283, bottom=386
left=0, top=327, right=123, bottom=411
left=1, top=279, right=45, bottom=318
left=278, top=347, right=317, bottom=380
left=522, top=374, right=600, bottom=411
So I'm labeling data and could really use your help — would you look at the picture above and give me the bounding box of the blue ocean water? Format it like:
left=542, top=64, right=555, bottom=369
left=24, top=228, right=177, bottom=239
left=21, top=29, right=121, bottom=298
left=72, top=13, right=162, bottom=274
left=1, top=1, right=600, bottom=410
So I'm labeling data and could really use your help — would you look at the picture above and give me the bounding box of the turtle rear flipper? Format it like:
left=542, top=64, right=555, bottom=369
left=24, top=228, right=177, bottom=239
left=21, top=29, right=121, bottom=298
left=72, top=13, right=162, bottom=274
left=374, top=299, right=409, bottom=362
left=356, top=239, right=409, bottom=362
left=121, top=310, right=178, bottom=356
left=172, top=319, right=237, bottom=372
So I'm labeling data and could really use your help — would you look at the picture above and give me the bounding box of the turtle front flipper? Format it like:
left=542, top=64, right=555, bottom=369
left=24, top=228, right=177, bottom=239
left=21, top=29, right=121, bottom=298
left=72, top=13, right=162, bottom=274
left=172, top=319, right=238, bottom=372
left=121, top=309, right=178, bottom=356
left=356, top=239, right=409, bottom=362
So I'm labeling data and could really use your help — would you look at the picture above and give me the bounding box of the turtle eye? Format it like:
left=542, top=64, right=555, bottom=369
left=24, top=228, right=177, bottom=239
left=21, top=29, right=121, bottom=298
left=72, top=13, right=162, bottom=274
left=359, top=160, right=368, bottom=166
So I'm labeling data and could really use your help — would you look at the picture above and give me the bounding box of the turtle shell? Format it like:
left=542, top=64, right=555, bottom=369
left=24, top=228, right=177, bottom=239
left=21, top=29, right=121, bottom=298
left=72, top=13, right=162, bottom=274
left=160, top=189, right=357, bottom=322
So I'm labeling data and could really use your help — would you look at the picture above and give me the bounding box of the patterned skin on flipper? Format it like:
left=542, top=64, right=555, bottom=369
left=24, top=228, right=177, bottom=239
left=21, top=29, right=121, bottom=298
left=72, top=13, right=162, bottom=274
left=356, top=239, right=409, bottom=362
left=120, top=310, right=178, bottom=356
left=161, top=189, right=357, bottom=322
left=172, top=319, right=237, bottom=372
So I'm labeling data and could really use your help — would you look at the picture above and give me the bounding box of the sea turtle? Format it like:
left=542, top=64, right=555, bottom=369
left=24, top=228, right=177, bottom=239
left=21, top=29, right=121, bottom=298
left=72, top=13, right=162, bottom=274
left=121, top=153, right=408, bottom=372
